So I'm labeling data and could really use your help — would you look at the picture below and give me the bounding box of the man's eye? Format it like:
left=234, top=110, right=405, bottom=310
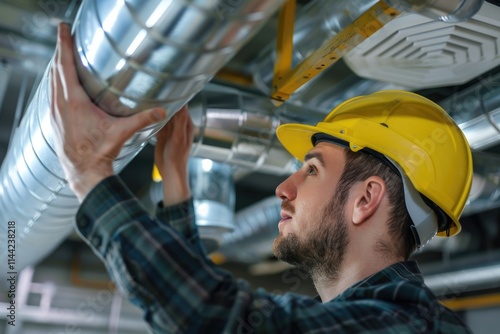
left=307, top=165, right=317, bottom=175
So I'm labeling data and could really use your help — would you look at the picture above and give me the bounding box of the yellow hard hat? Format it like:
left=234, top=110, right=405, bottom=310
left=276, top=90, right=473, bottom=247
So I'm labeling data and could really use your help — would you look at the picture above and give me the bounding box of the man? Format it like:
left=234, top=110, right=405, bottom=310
left=51, top=23, right=473, bottom=333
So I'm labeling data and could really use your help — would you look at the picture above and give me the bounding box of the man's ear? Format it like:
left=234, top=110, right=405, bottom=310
left=351, top=176, right=386, bottom=225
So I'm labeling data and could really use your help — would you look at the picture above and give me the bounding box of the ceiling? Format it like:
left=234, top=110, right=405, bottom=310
left=0, top=0, right=500, bottom=292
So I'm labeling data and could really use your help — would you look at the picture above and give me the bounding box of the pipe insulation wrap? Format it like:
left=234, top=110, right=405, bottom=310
left=0, top=0, right=284, bottom=282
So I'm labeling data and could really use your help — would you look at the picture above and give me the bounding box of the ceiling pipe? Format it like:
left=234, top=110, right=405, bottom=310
left=439, top=70, right=500, bottom=151
left=463, top=151, right=500, bottom=215
left=424, top=263, right=500, bottom=296
left=385, top=0, right=484, bottom=22
left=0, top=0, right=284, bottom=282
left=438, top=70, right=500, bottom=215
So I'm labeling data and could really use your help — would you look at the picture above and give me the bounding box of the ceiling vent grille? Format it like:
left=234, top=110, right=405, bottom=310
left=344, top=2, right=500, bottom=89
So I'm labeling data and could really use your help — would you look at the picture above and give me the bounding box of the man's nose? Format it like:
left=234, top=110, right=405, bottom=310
left=275, top=173, right=297, bottom=201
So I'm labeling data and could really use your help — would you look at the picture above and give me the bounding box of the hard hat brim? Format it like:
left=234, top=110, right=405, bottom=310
left=276, top=123, right=329, bottom=162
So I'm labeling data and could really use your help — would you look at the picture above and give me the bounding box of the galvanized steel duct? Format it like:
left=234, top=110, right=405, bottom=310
left=219, top=196, right=281, bottom=263
left=438, top=71, right=500, bottom=214
left=188, top=83, right=324, bottom=174
left=465, top=152, right=500, bottom=215
left=0, top=0, right=284, bottom=280
left=424, top=262, right=500, bottom=296
left=188, top=158, right=235, bottom=253
left=439, top=71, right=500, bottom=151
left=385, top=0, right=484, bottom=22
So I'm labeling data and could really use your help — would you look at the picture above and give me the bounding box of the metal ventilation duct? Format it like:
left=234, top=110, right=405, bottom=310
left=188, top=83, right=324, bottom=174
left=189, top=158, right=235, bottom=252
left=0, top=0, right=284, bottom=281
left=218, top=196, right=281, bottom=263
left=424, top=262, right=500, bottom=296
left=0, top=64, right=10, bottom=112
left=385, top=0, right=484, bottom=22
left=439, top=70, right=500, bottom=150
left=344, top=1, right=499, bottom=89
left=465, top=152, right=500, bottom=215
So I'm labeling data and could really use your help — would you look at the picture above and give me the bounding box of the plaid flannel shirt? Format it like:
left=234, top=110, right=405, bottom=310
left=76, top=176, right=472, bottom=334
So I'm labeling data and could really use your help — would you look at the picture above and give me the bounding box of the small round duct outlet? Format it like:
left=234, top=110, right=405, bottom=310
left=190, top=158, right=235, bottom=253
left=344, top=2, right=500, bottom=89
left=149, top=157, right=235, bottom=253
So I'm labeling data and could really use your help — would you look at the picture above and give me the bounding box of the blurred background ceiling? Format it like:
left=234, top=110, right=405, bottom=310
left=1, top=0, right=500, bottom=332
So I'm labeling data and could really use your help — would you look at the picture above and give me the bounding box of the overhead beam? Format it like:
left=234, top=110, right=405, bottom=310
left=271, top=1, right=401, bottom=105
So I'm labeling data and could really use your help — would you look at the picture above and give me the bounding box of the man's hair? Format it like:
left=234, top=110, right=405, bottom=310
left=335, top=149, right=416, bottom=259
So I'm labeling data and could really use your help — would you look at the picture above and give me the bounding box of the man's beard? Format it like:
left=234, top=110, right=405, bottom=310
left=272, top=193, right=349, bottom=281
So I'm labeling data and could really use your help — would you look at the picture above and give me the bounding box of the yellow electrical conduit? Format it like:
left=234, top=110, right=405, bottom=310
left=271, top=0, right=401, bottom=104
left=441, top=293, right=500, bottom=311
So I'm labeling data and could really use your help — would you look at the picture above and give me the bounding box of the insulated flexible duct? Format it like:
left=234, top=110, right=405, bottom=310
left=0, top=0, right=284, bottom=281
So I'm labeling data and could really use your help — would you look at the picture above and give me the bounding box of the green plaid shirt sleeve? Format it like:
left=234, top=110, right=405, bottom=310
left=75, top=176, right=473, bottom=334
left=154, top=198, right=207, bottom=256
